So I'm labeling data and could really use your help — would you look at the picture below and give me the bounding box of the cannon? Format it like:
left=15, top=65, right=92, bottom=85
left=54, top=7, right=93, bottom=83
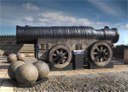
left=16, top=25, right=119, bottom=69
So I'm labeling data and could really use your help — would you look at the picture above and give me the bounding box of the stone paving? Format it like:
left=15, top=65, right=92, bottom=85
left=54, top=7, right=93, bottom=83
left=0, top=57, right=14, bottom=92
left=0, top=56, right=128, bottom=92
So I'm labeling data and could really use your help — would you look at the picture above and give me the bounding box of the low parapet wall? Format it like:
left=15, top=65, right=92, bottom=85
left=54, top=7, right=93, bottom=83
left=0, top=35, right=34, bottom=57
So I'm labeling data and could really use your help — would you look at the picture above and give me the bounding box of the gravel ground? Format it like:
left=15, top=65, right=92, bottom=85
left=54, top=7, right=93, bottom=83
left=14, top=71, right=128, bottom=92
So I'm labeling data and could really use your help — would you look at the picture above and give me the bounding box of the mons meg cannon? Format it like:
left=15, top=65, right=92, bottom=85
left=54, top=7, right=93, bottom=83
left=16, top=25, right=119, bottom=69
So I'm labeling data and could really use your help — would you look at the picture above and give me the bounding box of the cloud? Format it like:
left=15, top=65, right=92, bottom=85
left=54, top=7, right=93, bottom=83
left=125, top=24, right=128, bottom=29
left=2, top=10, right=109, bottom=28
left=22, top=3, right=39, bottom=11
left=22, top=16, right=34, bottom=22
left=39, top=12, right=90, bottom=25
left=88, top=0, right=121, bottom=17
left=115, top=23, right=128, bottom=30
left=37, top=11, right=108, bottom=27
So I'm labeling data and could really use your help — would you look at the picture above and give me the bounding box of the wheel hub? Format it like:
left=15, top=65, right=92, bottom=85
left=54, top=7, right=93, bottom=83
left=98, top=51, right=105, bottom=58
left=56, top=54, right=64, bottom=61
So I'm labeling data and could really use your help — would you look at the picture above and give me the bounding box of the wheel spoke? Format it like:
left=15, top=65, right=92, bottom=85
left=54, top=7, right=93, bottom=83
left=53, top=53, right=57, bottom=56
left=94, top=52, right=98, bottom=55
left=105, top=52, right=108, bottom=55
left=95, top=47, right=100, bottom=51
left=100, top=46, right=103, bottom=50
left=63, top=56, right=67, bottom=59
left=103, top=48, right=107, bottom=52
left=103, top=57, right=107, bottom=61
left=60, top=49, right=63, bottom=54
left=95, top=56, right=99, bottom=62
left=62, top=52, right=67, bottom=56
left=97, top=58, right=100, bottom=62
left=56, top=50, right=60, bottom=54
left=100, top=58, right=103, bottom=62
left=62, top=60, right=65, bottom=63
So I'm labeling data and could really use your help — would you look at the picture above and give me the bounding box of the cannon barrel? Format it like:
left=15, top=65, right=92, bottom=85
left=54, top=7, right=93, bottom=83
left=16, top=25, right=119, bottom=43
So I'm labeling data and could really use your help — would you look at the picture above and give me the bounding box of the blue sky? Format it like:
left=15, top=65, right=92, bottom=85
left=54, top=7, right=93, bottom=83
left=0, top=0, right=128, bottom=45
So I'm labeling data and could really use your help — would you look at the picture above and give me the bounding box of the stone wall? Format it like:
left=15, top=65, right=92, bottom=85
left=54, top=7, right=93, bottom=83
left=0, top=35, right=34, bottom=57
left=113, top=45, right=128, bottom=59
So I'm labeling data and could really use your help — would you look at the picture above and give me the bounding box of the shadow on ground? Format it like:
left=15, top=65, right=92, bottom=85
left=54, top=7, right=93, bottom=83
left=0, top=65, right=9, bottom=69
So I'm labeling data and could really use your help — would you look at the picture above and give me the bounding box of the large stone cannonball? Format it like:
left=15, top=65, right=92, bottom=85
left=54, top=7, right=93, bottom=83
left=34, top=61, right=50, bottom=80
left=17, top=53, right=26, bottom=61
left=15, top=63, right=38, bottom=84
left=8, top=61, right=25, bottom=80
left=7, top=54, right=17, bottom=63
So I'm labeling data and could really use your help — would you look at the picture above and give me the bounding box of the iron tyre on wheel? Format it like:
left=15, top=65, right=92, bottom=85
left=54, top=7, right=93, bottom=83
left=90, top=41, right=113, bottom=67
left=49, top=45, right=72, bottom=69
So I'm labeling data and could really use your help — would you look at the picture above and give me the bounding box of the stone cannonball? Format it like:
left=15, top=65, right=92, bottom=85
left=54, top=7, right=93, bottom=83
left=15, top=63, right=38, bottom=84
left=7, top=54, right=17, bottom=63
left=17, top=53, right=26, bottom=61
left=8, top=61, right=25, bottom=80
left=34, top=61, right=50, bottom=80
